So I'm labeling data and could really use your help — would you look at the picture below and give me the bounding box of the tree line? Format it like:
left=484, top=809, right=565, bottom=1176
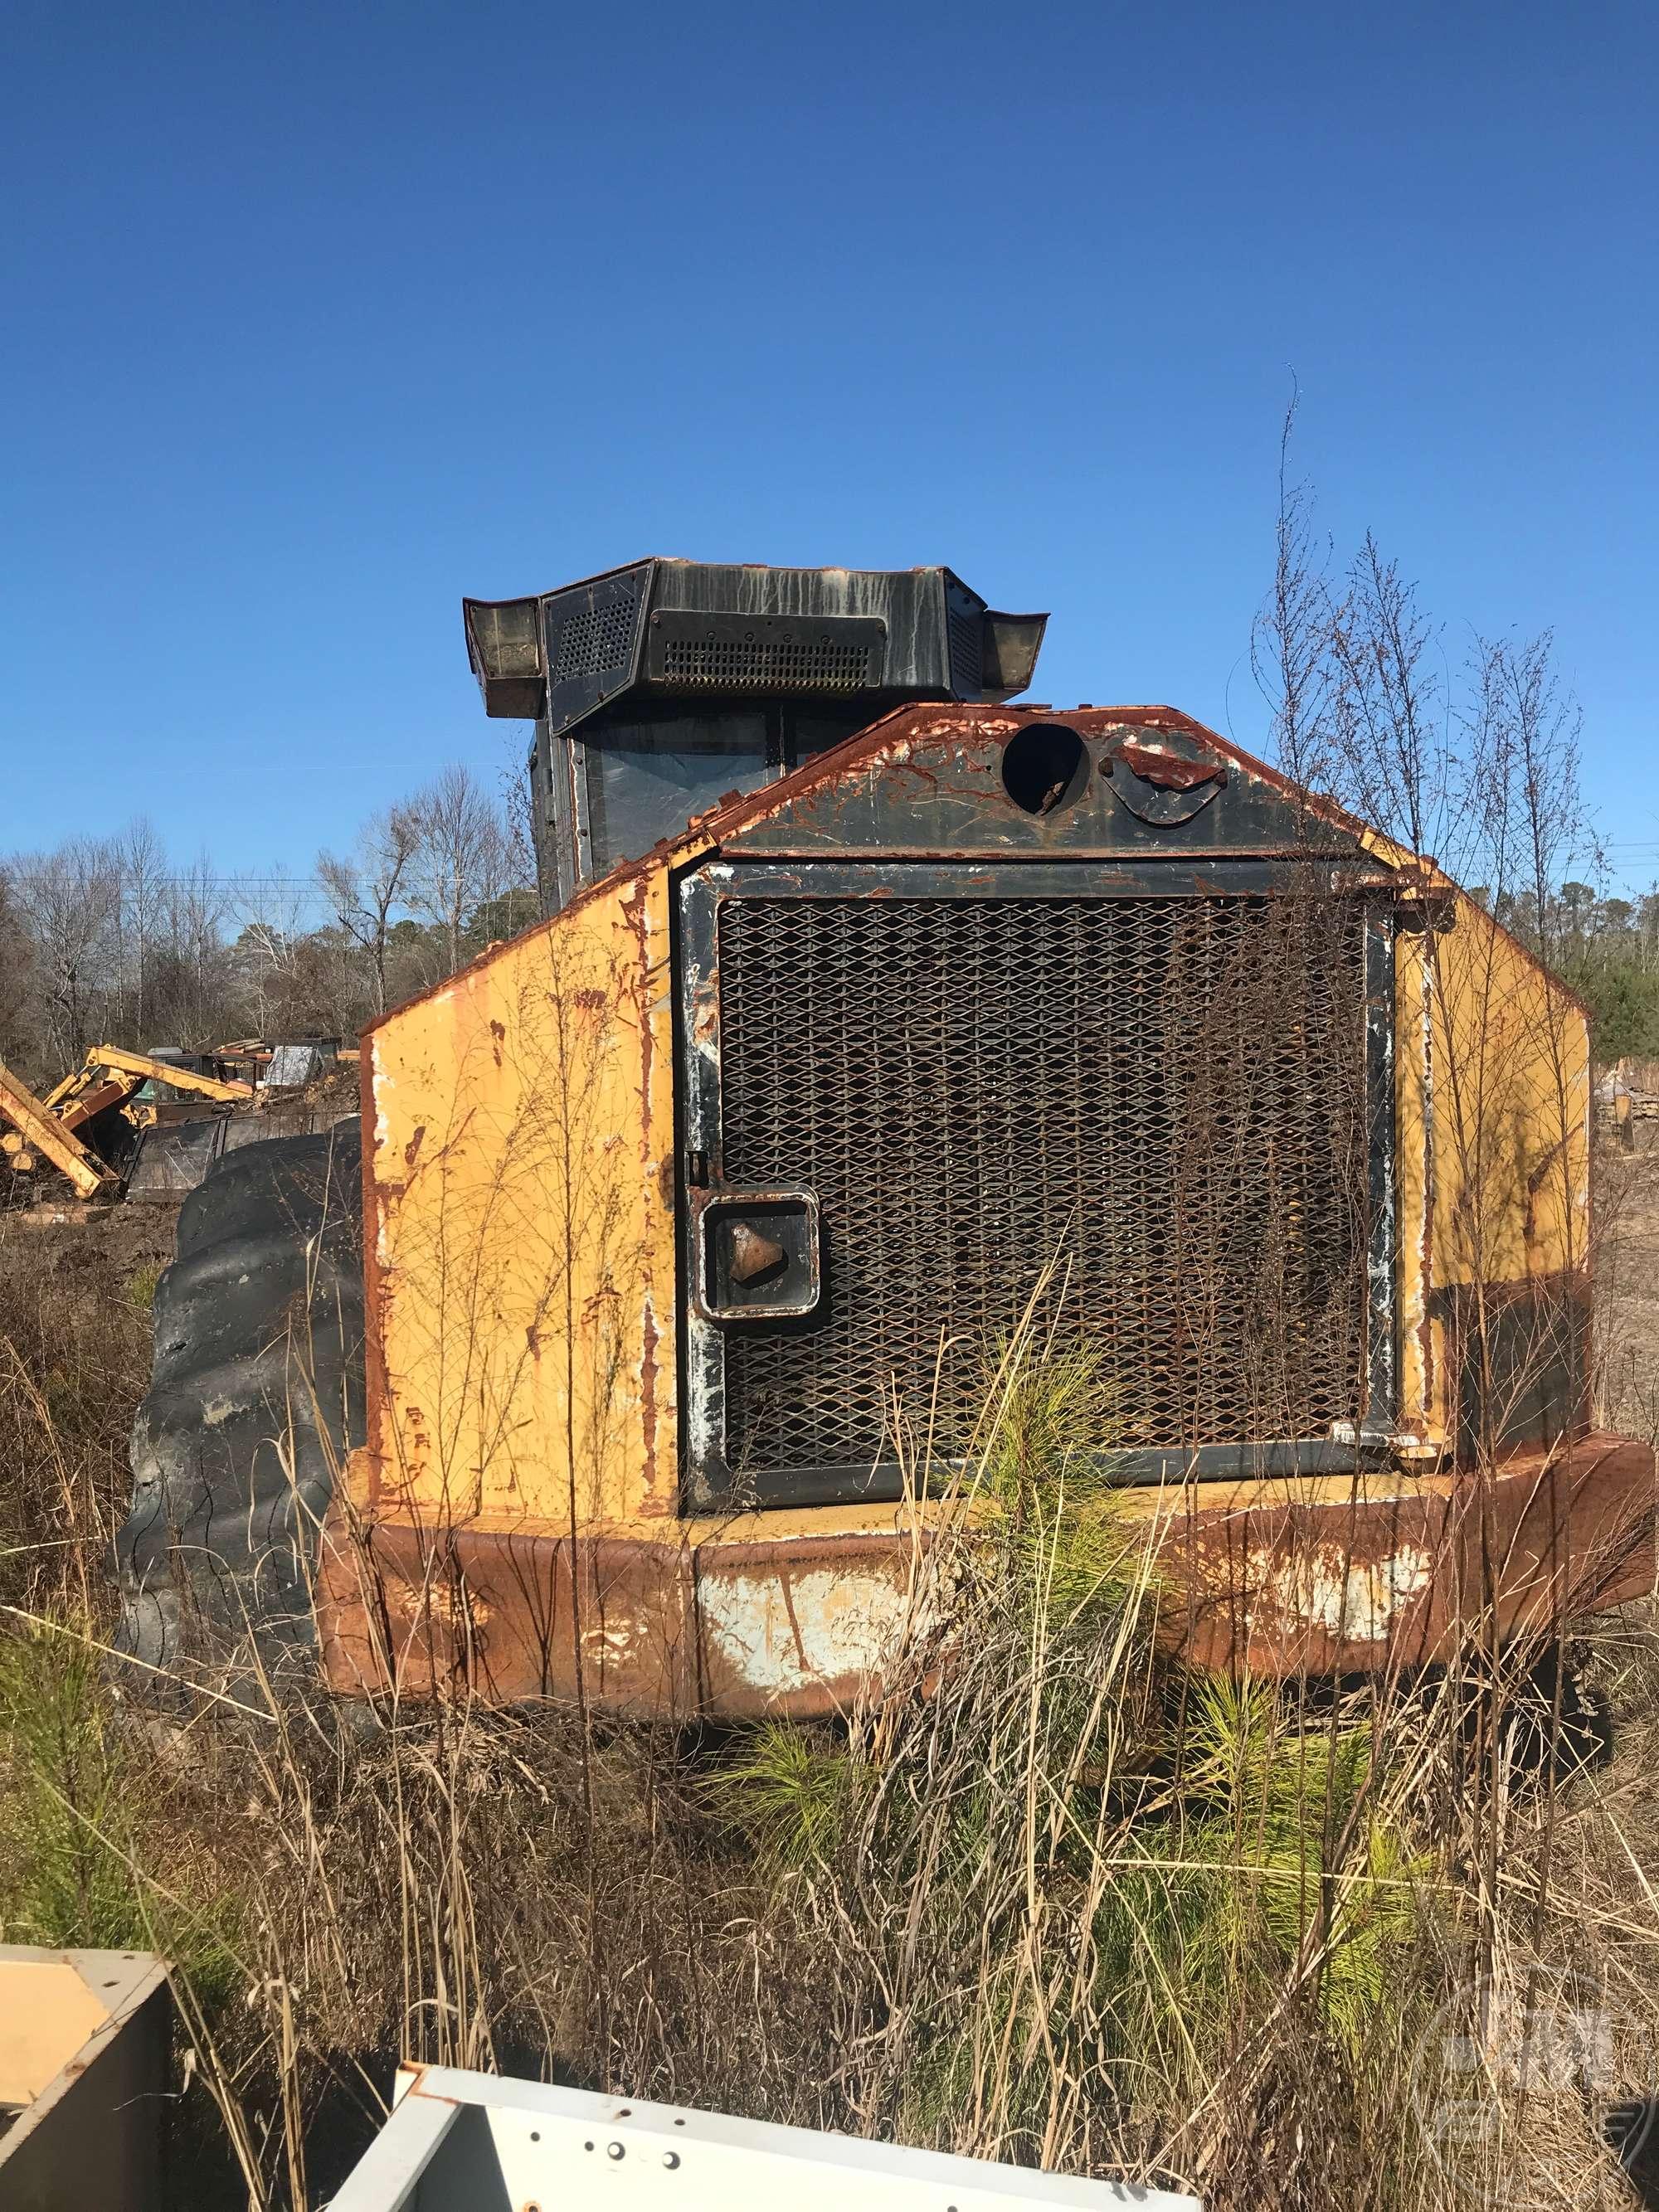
left=0, top=764, right=538, bottom=1083
left=1491, top=883, right=1659, bottom=1065
left=1250, top=418, right=1659, bottom=1073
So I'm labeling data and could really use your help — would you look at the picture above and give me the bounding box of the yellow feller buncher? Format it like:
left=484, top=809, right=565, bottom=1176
left=112, top=560, right=1658, bottom=1716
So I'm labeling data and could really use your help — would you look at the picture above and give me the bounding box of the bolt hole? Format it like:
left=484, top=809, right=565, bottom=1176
left=530, top=2131, right=541, bottom=2142
left=674, top=2117, right=686, bottom=2127
left=584, top=2141, right=595, bottom=2151
left=1000, top=724, right=1087, bottom=816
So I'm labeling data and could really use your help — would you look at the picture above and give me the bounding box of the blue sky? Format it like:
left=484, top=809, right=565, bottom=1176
left=4, top=2, right=1655, bottom=891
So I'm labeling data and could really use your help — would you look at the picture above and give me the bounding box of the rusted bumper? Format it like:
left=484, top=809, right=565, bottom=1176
left=315, top=1436, right=1657, bottom=1719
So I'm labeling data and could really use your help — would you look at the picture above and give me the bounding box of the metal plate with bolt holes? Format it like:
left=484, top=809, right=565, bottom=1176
left=693, top=1189, right=822, bottom=1322
left=328, top=2068, right=1202, bottom=2212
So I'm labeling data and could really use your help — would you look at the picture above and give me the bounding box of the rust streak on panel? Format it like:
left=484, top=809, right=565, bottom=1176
left=318, top=1437, right=1657, bottom=1719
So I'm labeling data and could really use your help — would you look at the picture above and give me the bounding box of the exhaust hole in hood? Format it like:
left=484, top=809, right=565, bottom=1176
left=1000, top=723, right=1087, bottom=816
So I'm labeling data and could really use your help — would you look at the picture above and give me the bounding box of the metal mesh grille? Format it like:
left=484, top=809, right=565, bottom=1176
left=661, top=635, right=873, bottom=693
left=549, top=597, right=637, bottom=683
left=717, top=894, right=1372, bottom=1479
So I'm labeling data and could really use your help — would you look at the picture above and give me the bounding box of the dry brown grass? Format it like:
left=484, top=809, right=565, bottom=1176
left=0, top=1209, right=1657, bottom=2210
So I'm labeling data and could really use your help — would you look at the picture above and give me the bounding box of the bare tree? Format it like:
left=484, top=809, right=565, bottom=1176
left=318, top=803, right=421, bottom=1016
left=8, top=836, right=123, bottom=1066
left=408, top=765, right=508, bottom=980
left=0, top=865, right=35, bottom=1066
left=228, top=869, right=312, bottom=1038
left=119, top=814, right=169, bottom=1043
left=1250, top=389, right=1340, bottom=804
left=156, top=853, right=231, bottom=1046
left=1327, top=535, right=1451, bottom=863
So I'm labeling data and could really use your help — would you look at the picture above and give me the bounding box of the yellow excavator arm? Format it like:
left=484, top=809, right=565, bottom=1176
left=0, top=1057, right=120, bottom=1198
left=2, top=1046, right=255, bottom=1198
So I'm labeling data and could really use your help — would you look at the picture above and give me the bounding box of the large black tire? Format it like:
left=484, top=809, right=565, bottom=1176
left=112, top=1124, right=365, bottom=1709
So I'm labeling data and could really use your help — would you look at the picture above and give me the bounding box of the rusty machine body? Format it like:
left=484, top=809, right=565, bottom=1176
left=275, top=558, right=1651, bottom=1720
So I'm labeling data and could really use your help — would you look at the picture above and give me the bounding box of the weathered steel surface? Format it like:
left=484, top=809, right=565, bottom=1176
left=318, top=1510, right=919, bottom=1719
left=713, top=707, right=1369, bottom=863
left=55, top=1075, right=133, bottom=1130
left=339, top=694, right=1611, bottom=1719
left=1109, top=737, right=1226, bottom=791
left=1166, top=1433, right=1655, bottom=1675
left=317, top=1437, right=1656, bottom=1717
left=124, top=1103, right=353, bottom=1199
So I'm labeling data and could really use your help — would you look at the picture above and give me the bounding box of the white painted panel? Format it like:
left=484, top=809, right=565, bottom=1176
left=328, top=2068, right=1200, bottom=2212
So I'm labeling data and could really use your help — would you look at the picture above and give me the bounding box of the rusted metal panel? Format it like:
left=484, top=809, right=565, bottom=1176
left=1109, top=737, right=1226, bottom=791
left=56, top=1076, right=133, bottom=1131
left=714, top=707, right=1380, bottom=865
left=318, top=1437, right=1657, bottom=1718
left=1166, top=1433, right=1656, bottom=1675
left=317, top=1508, right=924, bottom=1719
left=342, top=689, right=1613, bottom=1719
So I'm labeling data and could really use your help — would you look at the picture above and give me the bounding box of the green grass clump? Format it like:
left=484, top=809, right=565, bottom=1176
left=711, top=1718, right=869, bottom=1875
left=0, top=1629, right=241, bottom=1998
left=1095, top=1677, right=1429, bottom=2069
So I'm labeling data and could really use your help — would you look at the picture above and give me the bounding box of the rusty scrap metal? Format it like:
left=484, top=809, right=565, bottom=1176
left=2, top=1045, right=255, bottom=1202
left=89, top=1045, right=253, bottom=1106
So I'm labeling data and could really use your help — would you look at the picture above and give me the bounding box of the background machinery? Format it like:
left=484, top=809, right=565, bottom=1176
left=0, top=1045, right=254, bottom=1199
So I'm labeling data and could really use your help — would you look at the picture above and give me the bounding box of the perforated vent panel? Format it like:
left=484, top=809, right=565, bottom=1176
left=661, top=636, right=870, bottom=693
left=647, top=611, right=885, bottom=696
left=946, top=607, right=982, bottom=696
left=715, top=893, right=1372, bottom=1482
left=549, top=597, right=638, bottom=684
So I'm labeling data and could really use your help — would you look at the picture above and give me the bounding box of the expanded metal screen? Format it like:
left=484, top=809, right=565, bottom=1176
left=715, top=892, right=1374, bottom=1485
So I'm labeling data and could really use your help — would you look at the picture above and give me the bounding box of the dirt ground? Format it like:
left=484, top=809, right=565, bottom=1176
left=0, top=1191, right=181, bottom=1284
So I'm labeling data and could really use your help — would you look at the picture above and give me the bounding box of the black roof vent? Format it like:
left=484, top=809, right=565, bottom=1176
left=463, top=560, right=1047, bottom=734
